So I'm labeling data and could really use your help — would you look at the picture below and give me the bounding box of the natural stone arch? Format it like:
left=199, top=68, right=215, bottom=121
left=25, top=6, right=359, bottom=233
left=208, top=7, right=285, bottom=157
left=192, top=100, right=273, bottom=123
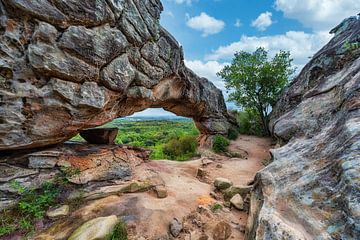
left=0, top=0, right=236, bottom=150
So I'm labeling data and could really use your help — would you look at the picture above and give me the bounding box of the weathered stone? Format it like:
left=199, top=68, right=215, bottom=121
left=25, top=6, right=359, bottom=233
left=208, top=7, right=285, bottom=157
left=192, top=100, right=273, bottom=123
left=169, top=218, right=182, bottom=237
left=154, top=185, right=168, bottom=199
left=46, top=205, right=70, bottom=219
left=0, top=0, right=236, bottom=152
left=59, top=25, right=128, bottom=67
left=100, top=54, right=136, bottom=92
left=230, top=194, right=244, bottom=210
left=222, top=185, right=252, bottom=200
left=0, top=163, right=38, bottom=182
left=246, top=16, right=360, bottom=240
left=68, top=215, right=119, bottom=240
left=214, top=178, right=233, bottom=190
left=80, top=128, right=118, bottom=145
left=212, top=221, right=232, bottom=240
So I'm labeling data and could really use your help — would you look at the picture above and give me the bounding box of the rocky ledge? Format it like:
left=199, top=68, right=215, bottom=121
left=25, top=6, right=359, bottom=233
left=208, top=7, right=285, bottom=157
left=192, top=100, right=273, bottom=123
left=0, top=143, right=150, bottom=210
left=0, top=0, right=236, bottom=151
left=246, top=16, right=360, bottom=239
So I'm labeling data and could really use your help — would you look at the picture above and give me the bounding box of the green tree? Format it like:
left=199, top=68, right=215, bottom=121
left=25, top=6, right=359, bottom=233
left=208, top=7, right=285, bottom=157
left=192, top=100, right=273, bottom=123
left=218, top=47, right=295, bottom=136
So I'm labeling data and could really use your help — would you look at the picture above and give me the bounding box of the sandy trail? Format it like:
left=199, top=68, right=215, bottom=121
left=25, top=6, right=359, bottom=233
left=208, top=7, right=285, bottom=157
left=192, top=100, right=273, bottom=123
left=35, top=135, right=272, bottom=240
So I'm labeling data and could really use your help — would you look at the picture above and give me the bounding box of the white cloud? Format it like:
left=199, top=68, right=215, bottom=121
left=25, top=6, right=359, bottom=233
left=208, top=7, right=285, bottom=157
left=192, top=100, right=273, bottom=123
left=205, top=31, right=331, bottom=69
left=185, top=60, right=228, bottom=91
left=251, top=12, right=273, bottom=31
left=275, top=0, right=360, bottom=31
left=234, top=19, right=242, bottom=28
left=186, top=12, right=225, bottom=37
left=171, top=0, right=193, bottom=5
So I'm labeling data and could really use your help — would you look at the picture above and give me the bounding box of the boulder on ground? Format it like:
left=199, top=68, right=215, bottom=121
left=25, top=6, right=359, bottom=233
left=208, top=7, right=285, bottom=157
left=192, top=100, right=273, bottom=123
left=222, top=185, right=252, bottom=200
left=212, top=221, right=232, bottom=240
left=80, top=128, right=118, bottom=144
left=154, top=185, right=168, bottom=198
left=169, top=218, right=183, bottom=237
left=214, top=178, right=233, bottom=190
left=46, top=205, right=70, bottom=219
left=230, top=194, right=244, bottom=210
left=68, top=215, right=119, bottom=240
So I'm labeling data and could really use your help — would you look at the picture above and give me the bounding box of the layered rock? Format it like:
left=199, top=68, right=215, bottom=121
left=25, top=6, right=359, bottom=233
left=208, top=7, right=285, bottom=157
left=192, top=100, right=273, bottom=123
left=246, top=16, right=360, bottom=239
left=0, top=0, right=235, bottom=151
left=0, top=143, right=150, bottom=210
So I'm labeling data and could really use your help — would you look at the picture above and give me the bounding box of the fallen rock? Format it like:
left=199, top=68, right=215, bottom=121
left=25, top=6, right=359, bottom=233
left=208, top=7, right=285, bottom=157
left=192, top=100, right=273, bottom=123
left=169, top=218, right=183, bottom=237
left=214, top=178, right=233, bottom=190
left=68, top=215, right=119, bottom=240
left=212, top=221, right=232, bottom=240
left=46, top=205, right=70, bottom=219
left=230, top=194, right=244, bottom=210
left=154, top=185, right=168, bottom=199
left=197, top=168, right=206, bottom=178
left=222, top=185, right=252, bottom=200
left=79, top=128, right=118, bottom=145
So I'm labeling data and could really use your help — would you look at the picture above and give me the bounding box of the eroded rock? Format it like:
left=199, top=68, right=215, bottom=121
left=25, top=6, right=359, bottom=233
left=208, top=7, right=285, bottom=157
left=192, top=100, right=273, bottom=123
left=0, top=0, right=236, bottom=152
left=80, top=128, right=118, bottom=145
left=68, top=215, right=119, bottom=240
left=246, top=16, right=360, bottom=240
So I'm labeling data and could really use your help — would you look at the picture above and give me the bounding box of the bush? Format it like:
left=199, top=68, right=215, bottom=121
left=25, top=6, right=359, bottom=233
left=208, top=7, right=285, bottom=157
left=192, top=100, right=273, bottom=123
left=212, top=135, right=230, bottom=153
left=236, top=109, right=264, bottom=136
left=163, top=135, right=198, bottom=161
left=227, top=127, right=239, bottom=140
left=111, top=220, right=128, bottom=240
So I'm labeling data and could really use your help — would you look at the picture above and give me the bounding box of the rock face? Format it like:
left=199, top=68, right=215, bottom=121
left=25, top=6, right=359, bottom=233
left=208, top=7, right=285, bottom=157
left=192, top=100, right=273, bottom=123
left=0, top=143, right=150, bottom=210
left=0, top=0, right=236, bottom=151
left=80, top=128, right=118, bottom=144
left=246, top=16, right=360, bottom=239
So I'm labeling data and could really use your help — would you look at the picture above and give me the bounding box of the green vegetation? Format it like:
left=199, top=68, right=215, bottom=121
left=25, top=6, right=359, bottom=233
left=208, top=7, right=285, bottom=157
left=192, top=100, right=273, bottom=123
left=227, top=127, right=239, bottom=140
left=211, top=203, right=223, bottom=212
left=0, top=167, right=81, bottom=238
left=218, top=47, right=295, bottom=136
left=212, top=135, right=230, bottom=153
left=73, top=118, right=200, bottom=161
left=111, top=220, right=128, bottom=240
left=163, top=135, right=199, bottom=161
left=232, top=109, right=264, bottom=136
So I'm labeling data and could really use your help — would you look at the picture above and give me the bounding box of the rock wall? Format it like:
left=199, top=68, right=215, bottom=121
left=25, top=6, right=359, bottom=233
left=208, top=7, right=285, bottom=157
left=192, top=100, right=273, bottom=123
left=0, top=0, right=235, bottom=151
left=246, top=16, right=360, bottom=239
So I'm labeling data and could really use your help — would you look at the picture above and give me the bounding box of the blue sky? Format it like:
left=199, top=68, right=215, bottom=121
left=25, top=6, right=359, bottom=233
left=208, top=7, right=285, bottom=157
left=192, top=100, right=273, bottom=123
left=134, top=0, right=360, bottom=117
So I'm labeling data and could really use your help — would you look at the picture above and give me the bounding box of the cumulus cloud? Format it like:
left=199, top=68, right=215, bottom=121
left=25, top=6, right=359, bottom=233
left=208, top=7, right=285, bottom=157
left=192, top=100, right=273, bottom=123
left=251, top=12, right=273, bottom=31
left=205, top=31, right=331, bottom=69
left=185, top=60, right=228, bottom=91
left=275, top=0, right=360, bottom=31
left=186, top=12, right=225, bottom=37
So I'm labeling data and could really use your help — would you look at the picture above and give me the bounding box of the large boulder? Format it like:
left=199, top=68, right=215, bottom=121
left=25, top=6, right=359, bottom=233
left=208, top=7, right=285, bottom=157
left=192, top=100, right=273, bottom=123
left=246, top=16, right=360, bottom=239
left=0, top=0, right=236, bottom=152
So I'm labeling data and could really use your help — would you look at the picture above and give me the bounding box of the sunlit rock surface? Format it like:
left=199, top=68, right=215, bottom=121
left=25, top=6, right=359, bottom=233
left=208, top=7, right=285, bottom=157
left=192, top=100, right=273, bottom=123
left=0, top=0, right=236, bottom=151
left=246, top=16, right=360, bottom=239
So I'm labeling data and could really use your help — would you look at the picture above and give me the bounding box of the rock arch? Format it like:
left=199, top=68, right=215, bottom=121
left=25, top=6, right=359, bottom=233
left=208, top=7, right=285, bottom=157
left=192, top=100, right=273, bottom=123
left=0, top=0, right=236, bottom=150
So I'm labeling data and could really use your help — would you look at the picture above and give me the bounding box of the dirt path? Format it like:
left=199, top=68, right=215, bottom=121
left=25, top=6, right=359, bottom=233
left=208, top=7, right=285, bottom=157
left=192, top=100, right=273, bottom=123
left=35, top=135, right=272, bottom=240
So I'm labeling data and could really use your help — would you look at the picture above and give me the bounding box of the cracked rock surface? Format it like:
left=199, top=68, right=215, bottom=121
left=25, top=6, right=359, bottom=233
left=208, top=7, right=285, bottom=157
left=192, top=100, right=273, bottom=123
left=0, top=0, right=236, bottom=151
left=246, top=16, right=360, bottom=240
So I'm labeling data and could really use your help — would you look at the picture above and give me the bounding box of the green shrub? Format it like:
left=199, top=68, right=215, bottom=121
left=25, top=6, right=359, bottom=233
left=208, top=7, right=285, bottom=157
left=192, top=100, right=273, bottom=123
left=111, top=220, right=128, bottom=240
left=163, top=135, right=198, bottom=161
left=212, top=135, right=230, bottom=153
left=211, top=203, right=223, bottom=212
left=236, top=109, right=264, bottom=136
left=17, top=182, right=59, bottom=219
left=227, top=127, right=239, bottom=140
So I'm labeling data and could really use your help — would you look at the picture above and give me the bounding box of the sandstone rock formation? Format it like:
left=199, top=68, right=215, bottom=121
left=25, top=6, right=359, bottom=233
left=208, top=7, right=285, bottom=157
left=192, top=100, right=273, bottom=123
left=246, top=16, right=360, bottom=239
left=0, top=0, right=235, bottom=151
left=0, top=143, right=150, bottom=210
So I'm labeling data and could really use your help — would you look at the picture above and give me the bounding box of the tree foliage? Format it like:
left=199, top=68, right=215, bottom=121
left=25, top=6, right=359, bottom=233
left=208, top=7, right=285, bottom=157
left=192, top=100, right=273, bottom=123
left=218, top=47, right=295, bottom=136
